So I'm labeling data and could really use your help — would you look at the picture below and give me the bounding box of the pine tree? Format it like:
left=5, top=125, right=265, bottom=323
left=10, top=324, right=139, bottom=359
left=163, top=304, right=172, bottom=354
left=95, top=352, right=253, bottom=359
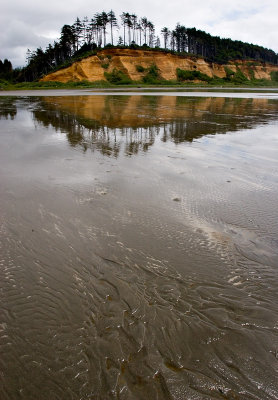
left=73, top=18, right=83, bottom=51
left=107, top=10, right=117, bottom=45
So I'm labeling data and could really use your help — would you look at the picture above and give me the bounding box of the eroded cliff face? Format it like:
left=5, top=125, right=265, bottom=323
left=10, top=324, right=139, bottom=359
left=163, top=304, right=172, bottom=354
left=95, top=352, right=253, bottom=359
left=41, top=49, right=278, bottom=83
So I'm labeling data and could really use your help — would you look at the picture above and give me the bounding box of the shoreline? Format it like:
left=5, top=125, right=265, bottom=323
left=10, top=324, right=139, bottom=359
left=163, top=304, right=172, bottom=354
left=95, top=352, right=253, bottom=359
left=1, top=88, right=278, bottom=99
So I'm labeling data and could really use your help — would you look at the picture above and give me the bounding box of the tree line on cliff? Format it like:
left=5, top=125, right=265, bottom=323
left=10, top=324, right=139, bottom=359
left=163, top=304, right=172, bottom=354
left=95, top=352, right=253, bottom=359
left=3, top=10, right=278, bottom=82
left=0, top=59, right=13, bottom=80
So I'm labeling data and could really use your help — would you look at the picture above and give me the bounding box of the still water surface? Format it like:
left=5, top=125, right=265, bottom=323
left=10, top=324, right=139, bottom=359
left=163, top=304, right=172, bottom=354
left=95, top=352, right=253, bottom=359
left=1, top=94, right=278, bottom=399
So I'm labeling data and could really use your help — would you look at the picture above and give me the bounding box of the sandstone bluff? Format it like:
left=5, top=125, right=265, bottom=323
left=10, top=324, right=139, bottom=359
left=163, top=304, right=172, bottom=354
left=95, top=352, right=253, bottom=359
left=41, top=49, right=278, bottom=83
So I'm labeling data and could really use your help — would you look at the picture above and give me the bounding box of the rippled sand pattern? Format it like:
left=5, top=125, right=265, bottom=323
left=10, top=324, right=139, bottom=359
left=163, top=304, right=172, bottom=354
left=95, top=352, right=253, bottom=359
left=1, top=95, right=278, bottom=400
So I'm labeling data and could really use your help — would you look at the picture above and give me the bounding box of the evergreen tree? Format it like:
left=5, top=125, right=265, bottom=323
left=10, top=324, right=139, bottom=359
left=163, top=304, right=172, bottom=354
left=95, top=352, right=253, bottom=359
left=120, top=12, right=129, bottom=45
left=107, top=10, right=117, bottom=45
left=137, top=22, right=143, bottom=46
left=131, top=14, right=137, bottom=43
left=141, top=17, right=148, bottom=45
left=73, top=18, right=83, bottom=50
left=60, top=24, right=75, bottom=58
left=94, top=13, right=103, bottom=47
left=161, top=27, right=170, bottom=49
left=147, top=21, right=155, bottom=47
left=100, top=11, right=109, bottom=46
left=82, top=17, right=89, bottom=45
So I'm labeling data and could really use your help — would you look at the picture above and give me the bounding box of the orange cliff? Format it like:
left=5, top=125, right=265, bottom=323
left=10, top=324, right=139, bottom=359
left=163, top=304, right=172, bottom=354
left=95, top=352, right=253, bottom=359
left=40, top=48, right=278, bottom=83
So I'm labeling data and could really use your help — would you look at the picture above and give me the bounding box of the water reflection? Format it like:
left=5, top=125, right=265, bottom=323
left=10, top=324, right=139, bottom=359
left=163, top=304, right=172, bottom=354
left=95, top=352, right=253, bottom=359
left=29, top=95, right=278, bottom=156
left=0, top=97, right=17, bottom=120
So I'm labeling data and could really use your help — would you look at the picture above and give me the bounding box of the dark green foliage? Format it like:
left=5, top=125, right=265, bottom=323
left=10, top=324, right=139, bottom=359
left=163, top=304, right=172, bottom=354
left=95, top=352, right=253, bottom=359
left=184, top=26, right=278, bottom=64
left=223, top=67, right=248, bottom=83
left=101, top=63, right=109, bottom=69
left=248, top=68, right=255, bottom=80
left=74, top=50, right=97, bottom=61
left=2, top=80, right=111, bottom=90
left=136, top=65, right=145, bottom=72
left=0, top=59, right=21, bottom=84
left=73, top=43, right=94, bottom=57
left=130, top=42, right=140, bottom=49
left=176, top=68, right=212, bottom=82
left=271, top=71, right=278, bottom=81
left=224, top=67, right=235, bottom=79
left=0, top=59, right=13, bottom=81
left=142, top=64, right=163, bottom=83
left=232, top=69, right=248, bottom=83
left=0, top=59, right=12, bottom=74
left=104, top=68, right=131, bottom=84
left=210, top=76, right=225, bottom=84
left=0, top=79, right=11, bottom=89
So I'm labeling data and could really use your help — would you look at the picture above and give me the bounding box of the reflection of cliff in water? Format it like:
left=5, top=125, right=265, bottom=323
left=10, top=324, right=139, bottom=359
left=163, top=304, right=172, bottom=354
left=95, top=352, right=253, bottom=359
left=31, top=95, right=278, bottom=156
left=32, top=103, right=157, bottom=157
left=0, top=97, right=17, bottom=120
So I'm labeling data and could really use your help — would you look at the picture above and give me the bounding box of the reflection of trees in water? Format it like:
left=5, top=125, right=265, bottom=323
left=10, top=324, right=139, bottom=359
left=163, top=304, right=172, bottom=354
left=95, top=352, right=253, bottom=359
left=31, top=96, right=278, bottom=157
left=0, top=97, right=17, bottom=120
left=32, top=103, right=158, bottom=157
left=120, top=126, right=157, bottom=156
left=163, top=97, right=278, bottom=143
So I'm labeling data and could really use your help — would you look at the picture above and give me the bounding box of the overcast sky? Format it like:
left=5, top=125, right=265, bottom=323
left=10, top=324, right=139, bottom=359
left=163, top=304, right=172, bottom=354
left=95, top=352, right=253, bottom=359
left=1, top=0, right=277, bottom=67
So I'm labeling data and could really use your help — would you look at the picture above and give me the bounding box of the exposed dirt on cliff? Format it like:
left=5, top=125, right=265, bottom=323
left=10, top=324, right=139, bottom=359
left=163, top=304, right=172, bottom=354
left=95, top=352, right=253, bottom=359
left=41, top=49, right=278, bottom=83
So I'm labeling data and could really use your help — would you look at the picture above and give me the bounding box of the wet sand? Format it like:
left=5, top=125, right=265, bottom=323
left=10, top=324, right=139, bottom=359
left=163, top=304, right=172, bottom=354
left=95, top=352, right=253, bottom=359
left=1, top=94, right=278, bottom=399
left=1, top=88, right=278, bottom=98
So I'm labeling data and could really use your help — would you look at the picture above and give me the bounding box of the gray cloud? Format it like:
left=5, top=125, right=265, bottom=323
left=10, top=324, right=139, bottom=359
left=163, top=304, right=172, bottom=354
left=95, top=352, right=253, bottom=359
left=1, top=0, right=278, bottom=67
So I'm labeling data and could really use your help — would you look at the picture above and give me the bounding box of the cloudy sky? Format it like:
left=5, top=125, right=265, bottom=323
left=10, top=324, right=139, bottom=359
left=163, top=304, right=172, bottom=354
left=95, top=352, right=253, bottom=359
left=1, top=0, right=277, bottom=67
